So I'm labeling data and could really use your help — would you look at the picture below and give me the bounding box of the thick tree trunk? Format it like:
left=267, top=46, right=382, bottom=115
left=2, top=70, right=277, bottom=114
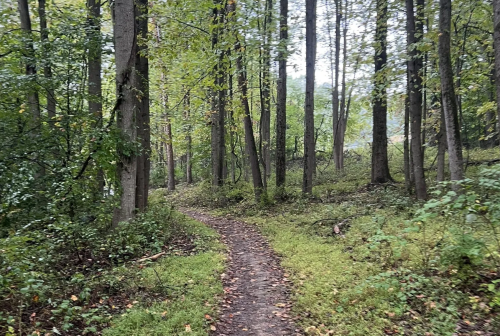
left=112, top=0, right=140, bottom=226
left=406, top=0, right=427, bottom=199
left=38, top=0, right=56, bottom=121
left=87, top=0, right=104, bottom=193
left=493, top=0, right=500, bottom=151
left=275, top=0, right=288, bottom=190
left=235, top=39, right=264, bottom=202
left=18, top=0, right=41, bottom=123
left=303, top=0, right=317, bottom=194
left=439, top=0, right=463, bottom=182
left=135, top=0, right=149, bottom=210
left=371, top=0, right=392, bottom=183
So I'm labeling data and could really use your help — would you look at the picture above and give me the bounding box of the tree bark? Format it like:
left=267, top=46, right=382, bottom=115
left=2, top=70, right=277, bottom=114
left=18, top=0, right=41, bottom=123
left=437, top=103, right=446, bottom=181
left=493, top=0, right=500, bottom=151
left=275, top=0, right=288, bottom=190
left=332, top=0, right=341, bottom=168
left=38, top=0, right=56, bottom=121
left=87, top=0, right=104, bottom=193
left=439, top=0, right=463, bottom=182
left=336, top=0, right=348, bottom=170
left=406, top=0, right=427, bottom=199
left=303, top=0, right=317, bottom=194
left=371, top=0, right=392, bottom=183
left=135, top=0, right=150, bottom=210
left=404, top=92, right=412, bottom=192
left=235, top=39, right=264, bottom=202
left=185, top=91, right=193, bottom=184
left=112, top=0, right=140, bottom=226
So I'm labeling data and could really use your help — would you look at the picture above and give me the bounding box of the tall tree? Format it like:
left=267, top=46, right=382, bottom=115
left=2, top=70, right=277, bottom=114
left=406, top=0, right=427, bottom=199
left=211, top=0, right=226, bottom=187
left=331, top=0, right=341, bottom=169
left=303, top=0, right=317, bottom=194
left=371, top=0, right=392, bottom=183
left=275, top=0, right=288, bottom=190
left=260, top=0, right=273, bottom=183
left=439, top=0, right=463, bottom=182
left=38, top=0, right=56, bottom=121
left=493, top=0, right=500, bottom=149
left=87, top=0, right=104, bottom=193
left=135, top=0, right=150, bottom=210
left=18, top=0, right=41, bottom=123
left=184, top=91, right=193, bottom=184
left=112, top=0, right=148, bottom=225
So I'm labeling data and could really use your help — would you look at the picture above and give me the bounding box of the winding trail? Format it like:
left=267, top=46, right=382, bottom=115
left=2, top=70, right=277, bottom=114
left=181, top=209, right=300, bottom=336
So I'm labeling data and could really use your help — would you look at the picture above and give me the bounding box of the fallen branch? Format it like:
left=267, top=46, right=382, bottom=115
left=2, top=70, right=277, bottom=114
left=136, top=252, right=166, bottom=263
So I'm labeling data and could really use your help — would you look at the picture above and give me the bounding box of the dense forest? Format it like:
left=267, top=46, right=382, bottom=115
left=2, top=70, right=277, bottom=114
left=1, top=0, right=500, bottom=334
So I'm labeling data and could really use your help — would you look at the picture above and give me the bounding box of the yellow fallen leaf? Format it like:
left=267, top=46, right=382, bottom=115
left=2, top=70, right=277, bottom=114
left=70, top=295, right=78, bottom=301
left=185, top=324, right=191, bottom=332
left=210, top=325, right=216, bottom=331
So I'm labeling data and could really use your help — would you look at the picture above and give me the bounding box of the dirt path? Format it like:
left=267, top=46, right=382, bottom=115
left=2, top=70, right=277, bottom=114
left=181, top=209, right=300, bottom=336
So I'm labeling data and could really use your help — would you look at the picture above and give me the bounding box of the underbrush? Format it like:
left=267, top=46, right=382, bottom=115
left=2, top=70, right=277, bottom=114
left=0, top=189, right=224, bottom=335
left=168, top=147, right=500, bottom=335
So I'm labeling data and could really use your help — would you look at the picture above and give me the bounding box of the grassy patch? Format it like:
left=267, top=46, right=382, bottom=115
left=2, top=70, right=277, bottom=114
left=168, top=148, right=500, bottom=335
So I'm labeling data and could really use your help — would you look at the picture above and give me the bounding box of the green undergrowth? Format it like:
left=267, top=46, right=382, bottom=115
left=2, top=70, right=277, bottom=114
left=167, top=147, right=500, bottom=336
left=1, top=189, right=224, bottom=335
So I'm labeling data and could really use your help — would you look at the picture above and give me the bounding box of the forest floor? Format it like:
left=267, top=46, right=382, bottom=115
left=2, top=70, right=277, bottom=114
left=181, top=209, right=300, bottom=336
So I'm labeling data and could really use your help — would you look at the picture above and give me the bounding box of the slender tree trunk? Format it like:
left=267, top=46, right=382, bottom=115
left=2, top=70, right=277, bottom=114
left=87, top=0, right=104, bottom=193
left=235, top=38, right=264, bottom=202
left=185, top=92, right=193, bottom=184
left=18, top=0, right=41, bottom=123
left=406, top=0, right=427, bottom=199
left=371, top=0, right=392, bottom=183
left=303, top=0, right=317, bottom=194
left=153, top=22, right=175, bottom=191
left=336, top=0, right=348, bottom=170
left=38, top=0, right=56, bottom=121
left=439, top=0, right=463, bottom=182
left=493, top=0, right=500, bottom=151
left=404, top=92, right=412, bottom=192
left=112, top=0, right=140, bottom=226
left=332, top=0, right=341, bottom=167
left=260, top=0, right=273, bottom=180
left=276, top=0, right=288, bottom=191
left=437, top=103, right=446, bottom=181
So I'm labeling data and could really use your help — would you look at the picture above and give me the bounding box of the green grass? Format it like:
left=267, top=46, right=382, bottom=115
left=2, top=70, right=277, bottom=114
left=103, top=212, right=225, bottom=336
left=169, top=147, right=500, bottom=335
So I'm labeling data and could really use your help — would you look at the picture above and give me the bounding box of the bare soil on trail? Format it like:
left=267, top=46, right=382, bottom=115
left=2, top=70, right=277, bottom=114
left=181, top=209, right=301, bottom=336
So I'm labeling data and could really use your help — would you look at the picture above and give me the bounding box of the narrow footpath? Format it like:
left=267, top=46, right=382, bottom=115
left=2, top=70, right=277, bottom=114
left=181, top=209, right=300, bottom=336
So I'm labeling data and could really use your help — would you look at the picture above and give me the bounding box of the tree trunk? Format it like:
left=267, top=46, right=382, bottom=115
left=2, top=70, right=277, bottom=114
left=87, top=0, right=104, bottom=194
left=18, top=0, right=41, bottom=123
left=211, top=0, right=226, bottom=187
left=235, top=39, right=264, bottom=202
left=406, top=0, right=427, bottom=199
left=332, top=0, right=341, bottom=168
left=493, top=0, right=500, bottom=151
left=135, top=0, right=149, bottom=210
left=38, top=0, right=56, bottom=121
left=439, top=0, right=463, bottom=182
left=185, top=92, right=193, bottom=184
left=303, top=0, right=317, bottom=194
left=275, top=0, right=288, bottom=190
left=371, top=0, right=392, bottom=183
left=336, top=0, right=348, bottom=170
left=112, top=0, right=140, bottom=226
left=404, top=93, right=412, bottom=192
left=437, top=103, right=446, bottom=181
